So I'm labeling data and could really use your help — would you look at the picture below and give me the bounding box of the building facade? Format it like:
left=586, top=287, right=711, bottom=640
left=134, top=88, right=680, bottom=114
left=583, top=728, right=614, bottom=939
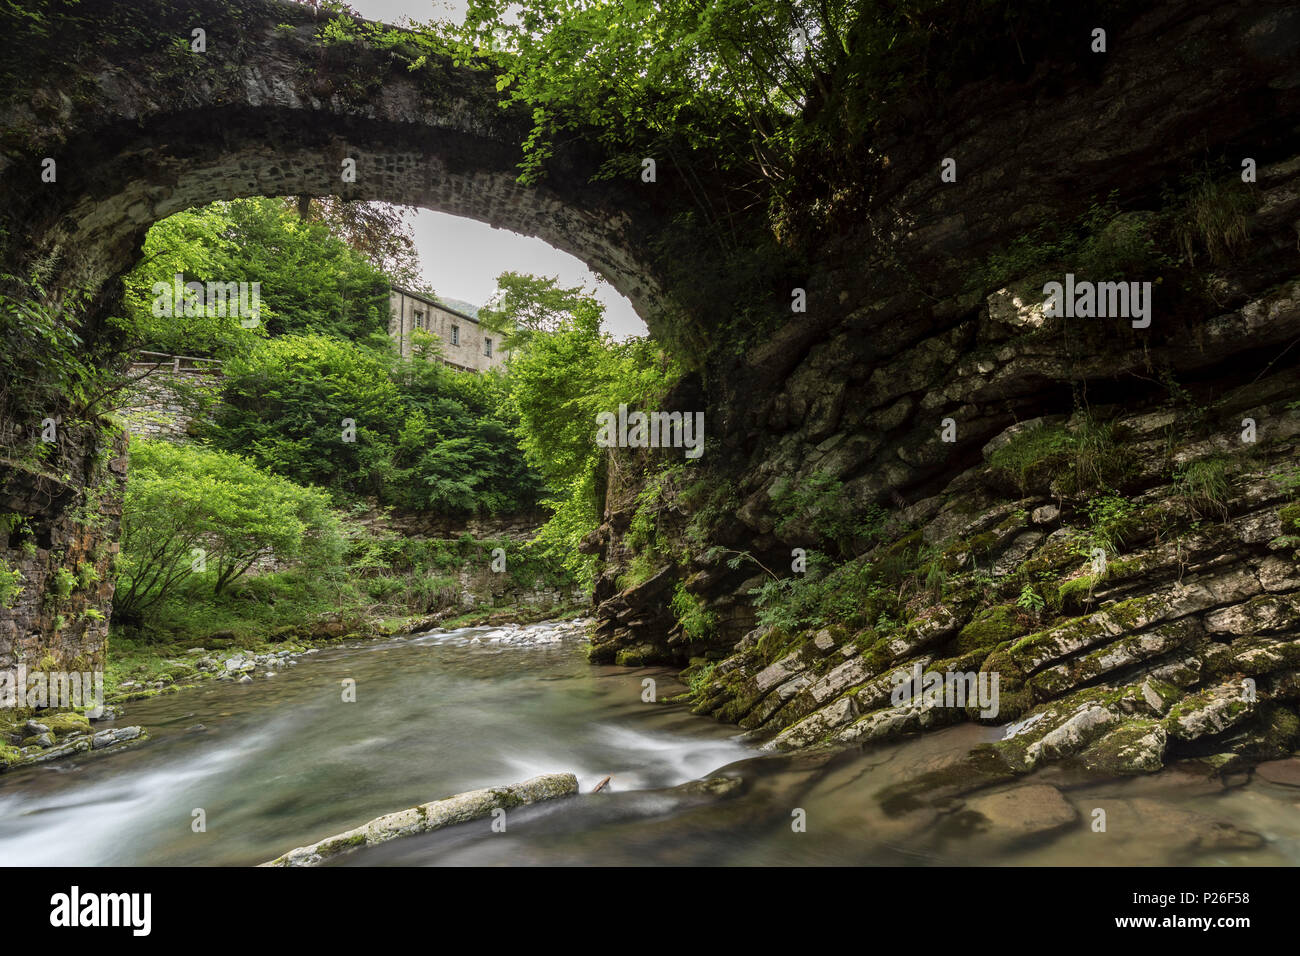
left=388, top=287, right=509, bottom=373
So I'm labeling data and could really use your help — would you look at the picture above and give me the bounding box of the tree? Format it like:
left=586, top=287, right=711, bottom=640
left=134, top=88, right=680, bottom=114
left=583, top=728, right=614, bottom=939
left=478, top=272, right=602, bottom=352
left=117, top=198, right=392, bottom=357
left=114, top=439, right=343, bottom=623
left=287, top=197, right=426, bottom=290
left=205, top=333, right=543, bottom=515
left=115, top=204, right=268, bottom=358
left=218, top=198, right=391, bottom=341
left=205, top=333, right=403, bottom=497
left=503, top=280, right=678, bottom=581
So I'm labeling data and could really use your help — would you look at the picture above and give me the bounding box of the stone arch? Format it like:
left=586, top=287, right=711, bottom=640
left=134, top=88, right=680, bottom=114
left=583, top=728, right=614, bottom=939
left=0, top=0, right=687, bottom=671
left=0, top=0, right=670, bottom=327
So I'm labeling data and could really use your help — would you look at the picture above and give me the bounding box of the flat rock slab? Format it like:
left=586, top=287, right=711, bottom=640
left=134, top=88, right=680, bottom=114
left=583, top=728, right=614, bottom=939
left=1254, top=757, right=1300, bottom=787
left=262, top=772, right=578, bottom=867
left=964, top=783, right=1079, bottom=839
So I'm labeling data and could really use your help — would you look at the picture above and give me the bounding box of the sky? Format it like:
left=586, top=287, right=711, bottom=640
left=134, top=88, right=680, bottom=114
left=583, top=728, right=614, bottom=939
left=342, top=0, right=648, bottom=338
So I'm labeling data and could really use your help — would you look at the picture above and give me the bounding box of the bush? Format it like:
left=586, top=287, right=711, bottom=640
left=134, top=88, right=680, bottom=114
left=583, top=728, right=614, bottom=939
left=751, top=552, right=896, bottom=635
left=0, top=562, right=22, bottom=609
left=670, top=581, right=718, bottom=642
left=771, top=470, right=887, bottom=557
left=114, top=439, right=344, bottom=623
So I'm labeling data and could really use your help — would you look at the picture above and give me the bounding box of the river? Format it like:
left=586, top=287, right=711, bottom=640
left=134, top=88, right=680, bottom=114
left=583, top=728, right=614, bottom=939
left=2, top=619, right=1298, bottom=866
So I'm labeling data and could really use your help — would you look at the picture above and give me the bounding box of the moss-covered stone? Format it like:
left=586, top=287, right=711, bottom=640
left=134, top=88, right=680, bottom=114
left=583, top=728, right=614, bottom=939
left=1080, top=718, right=1167, bottom=774
left=41, top=711, right=91, bottom=737
left=954, top=604, right=1028, bottom=654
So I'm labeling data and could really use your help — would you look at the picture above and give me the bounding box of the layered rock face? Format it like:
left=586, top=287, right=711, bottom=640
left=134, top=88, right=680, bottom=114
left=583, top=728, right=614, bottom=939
left=590, top=1, right=1300, bottom=777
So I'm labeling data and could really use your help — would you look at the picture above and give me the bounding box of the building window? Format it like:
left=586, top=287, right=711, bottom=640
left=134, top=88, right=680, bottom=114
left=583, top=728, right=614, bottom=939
left=485, top=337, right=493, bottom=357
left=451, top=325, right=459, bottom=346
left=413, top=309, right=424, bottom=329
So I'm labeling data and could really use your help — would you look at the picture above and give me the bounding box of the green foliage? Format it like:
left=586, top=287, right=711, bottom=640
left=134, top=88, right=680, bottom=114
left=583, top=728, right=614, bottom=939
left=1274, top=466, right=1300, bottom=500
left=115, top=438, right=344, bottom=623
left=1080, top=494, right=1137, bottom=555
left=437, top=0, right=1145, bottom=242
left=1168, top=172, right=1254, bottom=267
left=1015, top=584, right=1045, bottom=613
left=504, top=285, right=679, bottom=584
left=347, top=531, right=575, bottom=615
left=204, top=333, right=541, bottom=514
left=75, top=560, right=99, bottom=589
left=207, top=333, right=399, bottom=493
left=1174, top=456, right=1231, bottom=519
left=478, top=271, right=596, bottom=352
left=621, top=466, right=689, bottom=567
left=117, top=198, right=390, bottom=357
left=670, top=581, right=718, bottom=643
left=1279, top=501, right=1300, bottom=538
left=0, top=272, right=108, bottom=424
left=120, top=567, right=358, bottom=648
left=453, top=0, right=848, bottom=191
left=687, top=661, right=717, bottom=696
left=988, top=417, right=1130, bottom=497
left=770, top=470, right=886, bottom=557
left=0, top=561, right=22, bottom=609
left=48, top=567, right=76, bottom=601
left=970, top=192, right=1165, bottom=294
left=752, top=551, right=893, bottom=634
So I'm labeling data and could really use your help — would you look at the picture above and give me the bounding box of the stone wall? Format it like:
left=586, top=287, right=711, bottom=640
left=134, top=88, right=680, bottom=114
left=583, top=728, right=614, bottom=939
left=0, top=420, right=126, bottom=672
left=118, top=358, right=223, bottom=441
left=357, top=509, right=588, bottom=615
left=454, top=560, right=589, bottom=614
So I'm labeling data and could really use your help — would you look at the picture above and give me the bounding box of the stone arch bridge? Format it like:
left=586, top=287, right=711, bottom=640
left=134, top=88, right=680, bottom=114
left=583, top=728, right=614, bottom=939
left=0, top=0, right=669, bottom=323
left=3, top=0, right=1300, bottom=754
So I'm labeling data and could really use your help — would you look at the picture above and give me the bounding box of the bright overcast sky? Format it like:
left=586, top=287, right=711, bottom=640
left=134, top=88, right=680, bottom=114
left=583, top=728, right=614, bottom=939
left=344, top=0, right=648, bottom=338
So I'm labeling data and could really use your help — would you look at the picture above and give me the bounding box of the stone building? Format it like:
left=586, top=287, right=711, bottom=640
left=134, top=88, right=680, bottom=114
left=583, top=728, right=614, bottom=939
left=388, top=287, right=510, bottom=373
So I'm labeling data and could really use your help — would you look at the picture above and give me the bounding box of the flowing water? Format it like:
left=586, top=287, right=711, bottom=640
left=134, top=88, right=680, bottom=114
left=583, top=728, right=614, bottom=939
left=2, top=620, right=1298, bottom=866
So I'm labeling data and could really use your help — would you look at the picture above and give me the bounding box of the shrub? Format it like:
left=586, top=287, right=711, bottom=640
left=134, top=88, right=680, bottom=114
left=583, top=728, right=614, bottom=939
left=0, top=562, right=22, bottom=609
left=771, top=470, right=886, bottom=556
left=1081, top=494, right=1137, bottom=555
left=115, top=438, right=344, bottom=622
left=670, top=581, right=717, bottom=642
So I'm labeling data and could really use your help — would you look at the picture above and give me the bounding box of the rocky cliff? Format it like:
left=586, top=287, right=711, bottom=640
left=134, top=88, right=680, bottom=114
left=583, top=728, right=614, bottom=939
left=589, top=0, right=1300, bottom=779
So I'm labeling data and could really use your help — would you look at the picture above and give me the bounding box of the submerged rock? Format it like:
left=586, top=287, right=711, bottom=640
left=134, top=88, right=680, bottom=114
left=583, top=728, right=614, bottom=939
left=961, top=783, right=1079, bottom=843
left=1254, top=758, right=1300, bottom=787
